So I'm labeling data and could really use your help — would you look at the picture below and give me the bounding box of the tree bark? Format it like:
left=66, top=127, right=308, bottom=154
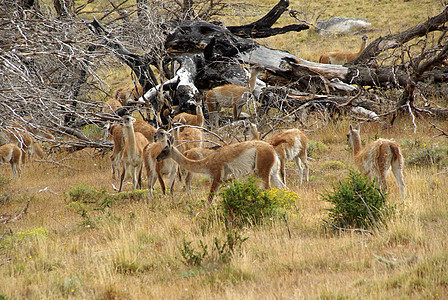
left=351, top=6, right=448, bottom=65
left=227, top=0, right=309, bottom=38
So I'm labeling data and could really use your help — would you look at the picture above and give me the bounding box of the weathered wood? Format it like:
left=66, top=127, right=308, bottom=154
left=227, top=0, right=309, bottom=38
left=87, top=18, right=158, bottom=96
left=86, top=1, right=448, bottom=123
left=352, top=6, right=448, bottom=65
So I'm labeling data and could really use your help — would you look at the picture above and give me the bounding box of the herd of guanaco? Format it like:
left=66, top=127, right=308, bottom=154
left=103, top=105, right=405, bottom=201
left=100, top=64, right=405, bottom=200
left=1, top=45, right=407, bottom=200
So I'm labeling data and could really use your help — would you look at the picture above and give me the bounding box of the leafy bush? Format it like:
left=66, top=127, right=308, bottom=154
left=220, top=177, right=298, bottom=228
left=213, top=229, right=248, bottom=263
left=179, top=229, right=248, bottom=266
left=407, top=146, right=448, bottom=168
left=320, top=160, right=346, bottom=170
left=82, top=124, right=104, bottom=140
left=321, top=171, right=393, bottom=229
left=307, top=140, right=329, bottom=158
left=1, top=227, right=47, bottom=250
left=179, top=239, right=208, bottom=266
left=66, top=183, right=147, bottom=227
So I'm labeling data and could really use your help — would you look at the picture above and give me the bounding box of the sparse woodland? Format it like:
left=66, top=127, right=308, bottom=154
left=1, top=0, right=448, bottom=298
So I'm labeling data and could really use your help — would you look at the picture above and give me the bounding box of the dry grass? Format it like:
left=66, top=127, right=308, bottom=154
left=2, top=1, right=448, bottom=299
left=221, top=0, right=443, bottom=62
left=1, top=116, right=448, bottom=299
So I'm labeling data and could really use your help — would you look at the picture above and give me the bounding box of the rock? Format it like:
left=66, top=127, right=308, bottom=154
left=316, top=17, right=371, bottom=35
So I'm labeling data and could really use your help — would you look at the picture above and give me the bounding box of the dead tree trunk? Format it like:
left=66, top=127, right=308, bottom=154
left=87, top=1, right=448, bottom=121
left=227, top=0, right=309, bottom=38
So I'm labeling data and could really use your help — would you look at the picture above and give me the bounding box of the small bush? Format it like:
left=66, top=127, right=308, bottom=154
left=178, top=229, right=248, bottom=266
left=320, top=160, right=346, bottom=170
left=321, top=171, right=393, bottom=229
left=1, top=227, right=47, bottom=250
left=82, top=124, right=104, bottom=140
left=213, top=229, right=248, bottom=263
left=307, top=140, right=329, bottom=158
left=66, top=184, right=147, bottom=227
left=407, top=146, right=448, bottom=168
left=220, top=177, right=298, bottom=228
left=179, top=239, right=208, bottom=266
left=66, top=183, right=99, bottom=203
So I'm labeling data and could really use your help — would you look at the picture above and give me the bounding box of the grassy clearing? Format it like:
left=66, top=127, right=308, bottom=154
left=1, top=116, right=448, bottom=299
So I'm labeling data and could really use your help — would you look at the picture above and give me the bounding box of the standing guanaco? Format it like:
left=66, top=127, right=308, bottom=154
left=142, top=132, right=178, bottom=198
left=0, top=143, right=22, bottom=181
left=172, top=102, right=204, bottom=128
left=244, top=123, right=309, bottom=184
left=204, top=65, right=264, bottom=127
left=118, top=115, right=149, bottom=192
left=155, top=130, right=285, bottom=202
left=347, top=124, right=405, bottom=198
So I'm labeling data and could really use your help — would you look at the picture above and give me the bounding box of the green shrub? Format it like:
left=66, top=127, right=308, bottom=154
left=220, top=177, right=298, bottom=228
left=320, top=160, right=346, bottom=170
left=307, top=140, right=329, bottom=159
left=178, top=229, right=248, bottom=266
left=179, top=239, right=208, bottom=266
left=321, top=171, right=393, bottom=230
left=213, top=229, right=248, bottom=263
left=65, top=184, right=147, bottom=227
left=66, top=183, right=99, bottom=203
left=82, top=124, right=104, bottom=140
left=407, top=146, right=448, bottom=168
left=0, top=174, right=12, bottom=204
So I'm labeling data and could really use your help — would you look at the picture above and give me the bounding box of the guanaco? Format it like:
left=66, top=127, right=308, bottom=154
left=182, top=147, right=216, bottom=192
left=172, top=102, right=204, bottom=128
left=204, top=65, right=264, bottom=127
left=347, top=124, right=405, bottom=198
left=108, top=119, right=156, bottom=180
left=115, top=85, right=143, bottom=106
left=156, top=130, right=285, bottom=202
left=142, top=138, right=178, bottom=198
left=319, top=35, right=368, bottom=65
left=244, top=123, right=309, bottom=184
left=0, top=129, right=45, bottom=164
left=119, top=115, right=149, bottom=192
left=133, top=119, right=157, bottom=143
left=108, top=123, right=125, bottom=180
left=0, top=143, right=22, bottom=180
left=102, top=98, right=122, bottom=114
left=174, top=126, right=204, bottom=154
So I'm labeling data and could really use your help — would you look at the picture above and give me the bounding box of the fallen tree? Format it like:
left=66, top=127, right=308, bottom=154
left=1, top=0, right=447, bottom=153
left=88, top=1, right=448, bottom=123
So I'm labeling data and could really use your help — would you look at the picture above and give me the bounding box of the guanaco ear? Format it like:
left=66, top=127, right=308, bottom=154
left=355, top=124, right=360, bottom=131
left=349, top=124, right=353, bottom=131
left=168, top=132, right=175, bottom=146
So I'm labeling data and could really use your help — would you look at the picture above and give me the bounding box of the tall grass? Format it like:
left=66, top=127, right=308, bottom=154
left=1, top=116, right=447, bottom=299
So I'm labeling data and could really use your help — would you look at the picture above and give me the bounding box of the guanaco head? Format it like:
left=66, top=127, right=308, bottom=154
left=347, top=124, right=360, bottom=145
left=155, top=129, right=174, bottom=162
left=243, top=123, right=259, bottom=140
left=121, top=115, right=136, bottom=127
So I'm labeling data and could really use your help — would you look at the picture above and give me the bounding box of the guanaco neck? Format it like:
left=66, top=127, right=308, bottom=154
left=248, top=69, right=261, bottom=92
left=171, top=146, right=209, bottom=174
left=351, top=132, right=362, bottom=156
left=196, top=105, right=204, bottom=127
left=358, top=38, right=367, bottom=55
left=248, top=125, right=260, bottom=140
left=124, top=123, right=137, bottom=157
